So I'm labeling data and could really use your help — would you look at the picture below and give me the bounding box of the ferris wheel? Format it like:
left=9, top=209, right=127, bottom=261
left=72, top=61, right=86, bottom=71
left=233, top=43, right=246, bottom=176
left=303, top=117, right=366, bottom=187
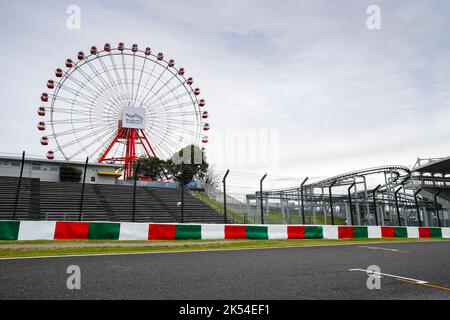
left=37, top=42, right=209, bottom=179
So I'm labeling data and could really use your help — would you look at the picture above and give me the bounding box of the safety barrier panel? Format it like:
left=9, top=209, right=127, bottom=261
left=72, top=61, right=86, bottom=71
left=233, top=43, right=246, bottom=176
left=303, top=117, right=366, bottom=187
left=0, top=220, right=449, bottom=241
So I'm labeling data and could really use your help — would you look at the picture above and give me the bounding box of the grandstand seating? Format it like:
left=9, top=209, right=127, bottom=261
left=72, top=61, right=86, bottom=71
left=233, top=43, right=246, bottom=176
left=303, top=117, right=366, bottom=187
left=0, top=176, right=229, bottom=224
left=0, top=176, right=31, bottom=221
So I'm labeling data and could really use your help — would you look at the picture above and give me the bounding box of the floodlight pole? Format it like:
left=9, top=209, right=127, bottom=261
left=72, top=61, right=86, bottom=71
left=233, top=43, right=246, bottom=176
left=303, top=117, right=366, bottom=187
left=260, top=173, right=267, bottom=225
left=222, top=169, right=230, bottom=224
left=372, top=184, right=382, bottom=226
left=348, top=182, right=356, bottom=226
left=329, top=181, right=337, bottom=225
left=300, top=177, right=308, bottom=225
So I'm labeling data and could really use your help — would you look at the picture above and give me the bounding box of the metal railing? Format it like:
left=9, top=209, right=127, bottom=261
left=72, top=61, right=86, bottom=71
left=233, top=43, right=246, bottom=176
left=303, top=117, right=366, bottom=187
left=0, top=152, right=222, bottom=224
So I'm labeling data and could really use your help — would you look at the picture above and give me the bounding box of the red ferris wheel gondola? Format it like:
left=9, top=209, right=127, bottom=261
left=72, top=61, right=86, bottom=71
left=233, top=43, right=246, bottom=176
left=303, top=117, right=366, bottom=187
left=47, top=80, right=55, bottom=89
left=37, top=122, right=46, bottom=131
left=37, top=107, right=46, bottom=116
left=40, top=136, right=49, bottom=145
left=40, top=93, right=49, bottom=102
left=55, top=69, right=63, bottom=78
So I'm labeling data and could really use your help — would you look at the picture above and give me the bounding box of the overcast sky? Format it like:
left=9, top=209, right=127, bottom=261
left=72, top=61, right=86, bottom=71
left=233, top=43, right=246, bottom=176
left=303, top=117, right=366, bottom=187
left=1, top=0, right=450, bottom=194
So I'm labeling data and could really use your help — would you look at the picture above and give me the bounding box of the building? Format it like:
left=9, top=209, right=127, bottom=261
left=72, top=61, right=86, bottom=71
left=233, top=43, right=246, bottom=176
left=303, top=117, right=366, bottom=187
left=0, top=154, right=122, bottom=184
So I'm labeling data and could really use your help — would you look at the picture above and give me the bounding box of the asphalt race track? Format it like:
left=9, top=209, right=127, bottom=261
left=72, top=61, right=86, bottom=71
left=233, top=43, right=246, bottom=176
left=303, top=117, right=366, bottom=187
left=0, top=241, right=449, bottom=300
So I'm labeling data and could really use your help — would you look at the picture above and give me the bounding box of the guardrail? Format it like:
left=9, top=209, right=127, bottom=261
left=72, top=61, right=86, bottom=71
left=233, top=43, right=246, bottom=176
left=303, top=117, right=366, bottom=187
left=1, top=220, right=449, bottom=241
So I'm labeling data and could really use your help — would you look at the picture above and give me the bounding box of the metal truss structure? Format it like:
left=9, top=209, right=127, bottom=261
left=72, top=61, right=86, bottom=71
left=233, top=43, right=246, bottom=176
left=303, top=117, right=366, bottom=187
left=246, top=161, right=450, bottom=227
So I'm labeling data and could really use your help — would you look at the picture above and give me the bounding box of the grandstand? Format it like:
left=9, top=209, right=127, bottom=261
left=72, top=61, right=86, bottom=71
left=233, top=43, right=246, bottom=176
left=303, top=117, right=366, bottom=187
left=0, top=176, right=230, bottom=224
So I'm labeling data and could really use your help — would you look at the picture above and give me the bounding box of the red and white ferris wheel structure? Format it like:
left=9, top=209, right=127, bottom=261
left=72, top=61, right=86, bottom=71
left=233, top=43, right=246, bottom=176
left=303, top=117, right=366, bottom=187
left=37, top=42, right=209, bottom=179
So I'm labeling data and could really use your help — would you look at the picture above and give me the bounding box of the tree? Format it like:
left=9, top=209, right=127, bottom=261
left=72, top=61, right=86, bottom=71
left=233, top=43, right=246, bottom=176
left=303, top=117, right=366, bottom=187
left=133, top=156, right=164, bottom=180
left=204, top=165, right=221, bottom=189
left=59, top=165, right=82, bottom=182
left=165, top=145, right=209, bottom=185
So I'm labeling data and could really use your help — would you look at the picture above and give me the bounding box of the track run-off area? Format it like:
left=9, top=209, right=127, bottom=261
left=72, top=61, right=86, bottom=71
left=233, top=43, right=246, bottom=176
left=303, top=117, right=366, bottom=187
left=0, top=240, right=449, bottom=299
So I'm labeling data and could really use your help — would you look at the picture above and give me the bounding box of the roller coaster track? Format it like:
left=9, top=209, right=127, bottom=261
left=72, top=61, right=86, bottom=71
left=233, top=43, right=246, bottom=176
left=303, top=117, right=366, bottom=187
left=250, top=165, right=411, bottom=198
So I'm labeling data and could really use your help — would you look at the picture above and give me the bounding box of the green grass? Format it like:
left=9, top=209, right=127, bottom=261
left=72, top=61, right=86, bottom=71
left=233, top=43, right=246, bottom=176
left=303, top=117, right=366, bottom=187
left=193, top=192, right=246, bottom=223
left=0, top=238, right=447, bottom=258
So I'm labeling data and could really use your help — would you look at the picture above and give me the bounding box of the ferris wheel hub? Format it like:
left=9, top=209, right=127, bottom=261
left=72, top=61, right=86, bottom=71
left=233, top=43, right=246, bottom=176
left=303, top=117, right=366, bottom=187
left=121, top=107, right=147, bottom=130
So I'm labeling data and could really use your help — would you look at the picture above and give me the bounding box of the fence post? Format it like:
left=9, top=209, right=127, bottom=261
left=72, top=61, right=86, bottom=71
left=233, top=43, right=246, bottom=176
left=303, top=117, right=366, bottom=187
left=372, top=184, right=382, bottom=226
left=13, top=151, right=25, bottom=220
left=434, top=190, right=442, bottom=227
left=222, top=169, right=230, bottom=224
left=329, top=181, right=337, bottom=225
left=300, top=177, right=308, bottom=224
left=260, top=173, right=267, bottom=224
left=414, top=188, right=422, bottom=227
left=394, top=186, right=402, bottom=226
left=79, top=157, right=89, bottom=221
left=181, top=183, right=185, bottom=223
left=132, top=162, right=141, bottom=223
left=347, top=182, right=356, bottom=226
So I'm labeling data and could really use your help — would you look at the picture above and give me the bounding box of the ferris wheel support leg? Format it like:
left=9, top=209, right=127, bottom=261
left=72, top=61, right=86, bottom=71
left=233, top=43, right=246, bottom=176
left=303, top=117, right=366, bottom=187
left=98, top=128, right=125, bottom=163
left=139, top=129, right=158, bottom=158
left=124, top=129, right=136, bottom=180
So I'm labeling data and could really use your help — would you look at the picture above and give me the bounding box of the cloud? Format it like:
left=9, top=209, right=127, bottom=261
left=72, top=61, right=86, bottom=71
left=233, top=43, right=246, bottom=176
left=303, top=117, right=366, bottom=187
left=1, top=0, right=449, bottom=198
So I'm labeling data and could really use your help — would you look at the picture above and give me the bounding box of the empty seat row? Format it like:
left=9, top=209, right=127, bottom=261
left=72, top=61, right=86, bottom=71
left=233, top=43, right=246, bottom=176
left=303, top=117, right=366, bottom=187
left=0, top=176, right=230, bottom=224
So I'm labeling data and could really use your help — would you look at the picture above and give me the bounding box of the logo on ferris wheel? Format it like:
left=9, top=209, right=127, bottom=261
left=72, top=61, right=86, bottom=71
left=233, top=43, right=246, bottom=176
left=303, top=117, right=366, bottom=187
left=122, top=107, right=147, bottom=129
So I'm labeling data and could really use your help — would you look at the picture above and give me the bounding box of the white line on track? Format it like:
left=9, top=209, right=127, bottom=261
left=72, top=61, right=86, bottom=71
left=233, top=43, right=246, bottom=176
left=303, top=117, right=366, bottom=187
left=349, top=268, right=429, bottom=284
left=359, top=245, right=399, bottom=252
left=0, top=240, right=448, bottom=261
